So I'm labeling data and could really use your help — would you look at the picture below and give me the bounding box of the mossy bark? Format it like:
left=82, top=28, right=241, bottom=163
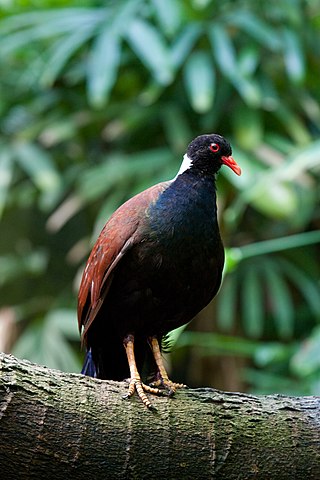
left=0, top=352, right=319, bottom=479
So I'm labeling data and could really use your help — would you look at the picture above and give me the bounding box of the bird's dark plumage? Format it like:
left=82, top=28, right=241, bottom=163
left=78, top=134, right=241, bottom=407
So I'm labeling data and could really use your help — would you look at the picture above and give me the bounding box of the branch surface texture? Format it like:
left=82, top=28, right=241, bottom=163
left=0, top=353, right=319, bottom=479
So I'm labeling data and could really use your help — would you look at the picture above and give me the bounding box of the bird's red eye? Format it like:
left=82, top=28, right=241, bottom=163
left=209, top=143, right=220, bottom=153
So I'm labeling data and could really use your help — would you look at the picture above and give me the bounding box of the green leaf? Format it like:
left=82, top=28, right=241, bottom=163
left=263, top=262, right=294, bottom=339
left=0, top=146, right=13, bottom=218
left=175, top=331, right=259, bottom=356
left=162, top=104, right=192, bottom=151
left=166, top=324, right=188, bottom=348
left=12, top=310, right=81, bottom=373
left=209, top=24, right=261, bottom=106
left=224, top=248, right=243, bottom=273
left=291, top=326, right=320, bottom=376
left=40, top=26, right=97, bottom=87
left=246, top=178, right=298, bottom=219
left=244, top=368, right=307, bottom=395
left=275, top=105, right=311, bottom=144
left=0, top=9, right=102, bottom=34
left=125, top=19, right=173, bottom=85
left=226, top=11, right=282, bottom=51
left=0, top=9, right=103, bottom=55
left=239, top=231, right=320, bottom=259
left=184, top=51, right=215, bottom=113
left=233, top=107, right=262, bottom=149
left=12, top=321, right=44, bottom=364
left=237, top=46, right=259, bottom=76
left=152, top=0, right=181, bottom=36
left=279, top=140, right=320, bottom=180
left=233, top=77, right=261, bottom=107
left=241, top=266, right=264, bottom=338
left=279, top=259, right=320, bottom=323
left=254, top=342, right=293, bottom=367
left=87, top=28, right=121, bottom=108
left=217, top=274, right=238, bottom=331
left=170, top=24, right=202, bottom=69
left=45, top=309, right=79, bottom=340
left=209, top=24, right=237, bottom=76
left=78, top=157, right=128, bottom=202
left=13, top=142, right=61, bottom=210
left=39, top=119, right=77, bottom=146
left=282, top=28, right=305, bottom=83
left=78, top=149, right=172, bottom=203
left=0, top=251, right=48, bottom=287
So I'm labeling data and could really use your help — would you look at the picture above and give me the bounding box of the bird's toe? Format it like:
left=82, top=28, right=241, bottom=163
left=150, top=378, right=186, bottom=396
left=123, top=378, right=165, bottom=409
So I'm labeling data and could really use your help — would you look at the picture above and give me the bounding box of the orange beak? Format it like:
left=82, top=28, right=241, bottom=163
left=221, top=155, right=241, bottom=176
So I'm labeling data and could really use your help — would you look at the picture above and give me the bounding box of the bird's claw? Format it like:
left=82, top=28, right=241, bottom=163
left=149, top=378, right=186, bottom=396
left=123, top=377, right=164, bottom=409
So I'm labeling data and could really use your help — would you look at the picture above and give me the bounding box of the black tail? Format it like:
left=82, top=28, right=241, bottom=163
left=82, top=334, right=157, bottom=382
left=81, top=349, right=97, bottom=377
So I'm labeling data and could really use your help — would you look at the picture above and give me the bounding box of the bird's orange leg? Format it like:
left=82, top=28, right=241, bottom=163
left=123, top=334, right=163, bottom=409
left=149, top=336, right=186, bottom=396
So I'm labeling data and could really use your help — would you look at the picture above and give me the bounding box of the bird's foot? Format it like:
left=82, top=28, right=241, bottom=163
left=148, top=337, right=186, bottom=396
left=123, top=377, right=164, bottom=410
left=150, top=377, right=186, bottom=397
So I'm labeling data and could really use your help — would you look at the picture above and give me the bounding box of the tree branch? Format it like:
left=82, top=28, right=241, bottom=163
left=0, top=352, right=319, bottom=479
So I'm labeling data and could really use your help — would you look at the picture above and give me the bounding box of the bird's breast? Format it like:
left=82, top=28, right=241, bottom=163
left=146, top=175, right=220, bottom=248
left=105, top=175, right=225, bottom=336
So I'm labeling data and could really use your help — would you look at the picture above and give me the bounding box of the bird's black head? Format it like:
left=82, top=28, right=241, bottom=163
left=185, top=134, right=241, bottom=177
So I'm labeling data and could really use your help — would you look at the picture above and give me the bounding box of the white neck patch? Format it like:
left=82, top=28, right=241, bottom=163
left=174, top=153, right=192, bottom=180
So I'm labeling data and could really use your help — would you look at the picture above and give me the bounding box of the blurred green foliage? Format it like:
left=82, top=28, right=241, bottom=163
left=0, top=0, right=319, bottom=394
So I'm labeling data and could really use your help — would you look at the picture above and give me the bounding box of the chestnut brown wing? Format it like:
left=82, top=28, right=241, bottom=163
left=77, top=181, right=170, bottom=342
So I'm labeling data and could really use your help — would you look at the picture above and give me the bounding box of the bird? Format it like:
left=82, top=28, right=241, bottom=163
left=78, top=133, right=241, bottom=409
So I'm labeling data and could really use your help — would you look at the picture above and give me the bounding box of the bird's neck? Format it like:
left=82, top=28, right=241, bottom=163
left=174, top=153, right=218, bottom=181
left=174, top=153, right=193, bottom=179
left=147, top=172, right=220, bottom=249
